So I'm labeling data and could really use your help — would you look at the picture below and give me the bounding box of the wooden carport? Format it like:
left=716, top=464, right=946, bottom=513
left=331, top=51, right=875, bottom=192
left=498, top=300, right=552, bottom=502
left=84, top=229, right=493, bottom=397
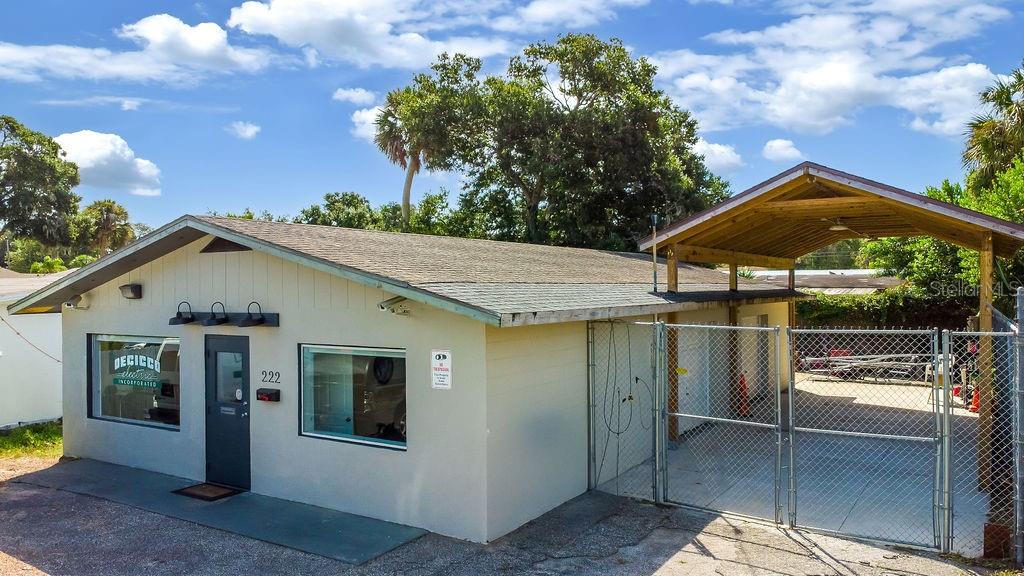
left=641, top=161, right=1024, bottom=556
left=641, top=162, right=1024, bottom=331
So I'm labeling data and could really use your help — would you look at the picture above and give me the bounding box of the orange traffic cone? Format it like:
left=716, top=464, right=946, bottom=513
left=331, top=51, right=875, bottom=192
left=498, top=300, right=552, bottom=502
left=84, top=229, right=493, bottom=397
left=737, top=373, right=750, bottom=417
left=969, top=387, right=980, bottom=413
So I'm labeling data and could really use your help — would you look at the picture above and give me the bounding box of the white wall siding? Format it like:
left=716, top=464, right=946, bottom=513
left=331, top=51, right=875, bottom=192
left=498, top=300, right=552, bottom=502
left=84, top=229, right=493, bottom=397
left=484, top=322, right=588, bottom=540
left=62, top=236, right=491, bottom=542
left=0, top=305, right=61, bottom=428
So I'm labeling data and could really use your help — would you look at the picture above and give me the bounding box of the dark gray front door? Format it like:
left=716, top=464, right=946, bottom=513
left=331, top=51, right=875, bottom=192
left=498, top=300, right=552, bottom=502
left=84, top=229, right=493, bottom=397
left=205, top=335, right=250, bottom=489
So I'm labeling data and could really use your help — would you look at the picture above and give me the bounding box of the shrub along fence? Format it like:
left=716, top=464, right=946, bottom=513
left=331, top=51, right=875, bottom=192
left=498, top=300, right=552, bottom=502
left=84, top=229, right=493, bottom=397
left=796, top=287, right=981, bottom=330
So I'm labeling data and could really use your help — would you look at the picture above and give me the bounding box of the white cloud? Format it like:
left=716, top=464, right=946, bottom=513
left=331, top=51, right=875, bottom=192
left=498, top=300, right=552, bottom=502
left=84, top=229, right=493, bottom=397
left=38, top=95, right=238, bottom=113
left=653, top=0, right=1008, bottom=136
left=226, top=121, right=261, bottom=139
left=491, top=0, right=648, bottom=32
left=762, top=139, right=805, bottom=162
left=351, top=106, right=381, bottom=142
left=693, top=138, right=744, bottom=173
left=54, top=131, right=161, bottom=196
left=0, top=14, right=272, bottom=85
left=332, top=87, right=377, bottom=105
left=227, top=0, right=513, bottom=69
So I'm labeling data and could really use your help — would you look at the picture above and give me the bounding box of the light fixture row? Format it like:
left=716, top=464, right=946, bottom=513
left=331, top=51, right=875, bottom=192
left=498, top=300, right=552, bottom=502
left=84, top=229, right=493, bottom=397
left=168, top=301, right=273, bottom=328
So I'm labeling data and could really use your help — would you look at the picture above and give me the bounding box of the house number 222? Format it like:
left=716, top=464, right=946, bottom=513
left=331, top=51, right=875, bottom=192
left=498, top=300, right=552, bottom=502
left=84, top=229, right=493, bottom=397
left=261, top=370, right=281, bottom=383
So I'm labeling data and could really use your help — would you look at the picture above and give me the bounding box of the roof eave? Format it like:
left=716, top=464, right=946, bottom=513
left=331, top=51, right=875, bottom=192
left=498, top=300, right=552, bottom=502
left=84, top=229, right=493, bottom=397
left=7, top=216, right=197, bottom=315
left=9, top=215, right=505, bottom=327
left=498, top=291, right=811, bottom=327
left=188, top=218, right=504, bottom=327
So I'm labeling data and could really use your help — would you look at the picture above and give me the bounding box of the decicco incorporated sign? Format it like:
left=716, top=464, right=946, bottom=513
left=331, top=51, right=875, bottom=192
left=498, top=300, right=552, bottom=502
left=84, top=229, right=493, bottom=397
left=111, top=352, right=162, bottom=388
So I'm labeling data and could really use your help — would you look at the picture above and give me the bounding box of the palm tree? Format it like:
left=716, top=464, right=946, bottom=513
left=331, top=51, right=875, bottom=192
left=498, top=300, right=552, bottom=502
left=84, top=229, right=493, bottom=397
left=83, top=199, right=134, bottom=255
left=374, top=89, right=423, bottom=228
left=965, top=62, right=1024, bottom=189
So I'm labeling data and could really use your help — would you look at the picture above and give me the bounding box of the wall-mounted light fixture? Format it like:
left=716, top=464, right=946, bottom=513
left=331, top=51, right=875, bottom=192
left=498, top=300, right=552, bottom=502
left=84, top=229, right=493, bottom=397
left=201, top=302, right=229, bottom=326
left=119, top=284, right=143, bottom=300
left=168, top=301, right=196, bottom=325
left=236, top=301, right=266, bottom=328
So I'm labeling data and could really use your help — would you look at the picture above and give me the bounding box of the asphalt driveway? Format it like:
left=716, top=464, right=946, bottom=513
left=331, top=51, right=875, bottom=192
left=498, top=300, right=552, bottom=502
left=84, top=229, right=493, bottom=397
left=0, top=457, right=998, bottom=575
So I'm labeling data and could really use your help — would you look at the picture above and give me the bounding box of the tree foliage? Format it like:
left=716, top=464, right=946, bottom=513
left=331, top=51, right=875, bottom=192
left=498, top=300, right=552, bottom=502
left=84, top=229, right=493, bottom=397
left=0, top=116, right=81, bottom=244
left=374, top=54, right=483, bottom=227
left=29, top=255, right=67, bottom=274
left=964, top=61, right=1024, bottom=190
left=293, top=189, right=483, bottom=237
left=373, top=35, right=727, bottom=249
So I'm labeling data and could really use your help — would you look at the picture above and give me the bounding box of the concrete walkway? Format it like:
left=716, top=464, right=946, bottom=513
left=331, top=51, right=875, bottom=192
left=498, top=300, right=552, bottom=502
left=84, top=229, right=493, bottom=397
left=13, top=458, right=424, bottom=564
left=0, top=458, right=997, bottom=575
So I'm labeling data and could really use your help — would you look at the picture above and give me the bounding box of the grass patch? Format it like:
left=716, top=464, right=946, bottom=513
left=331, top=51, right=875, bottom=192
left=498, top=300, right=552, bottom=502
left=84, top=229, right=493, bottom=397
left=0, top=421, right=63, bottom=458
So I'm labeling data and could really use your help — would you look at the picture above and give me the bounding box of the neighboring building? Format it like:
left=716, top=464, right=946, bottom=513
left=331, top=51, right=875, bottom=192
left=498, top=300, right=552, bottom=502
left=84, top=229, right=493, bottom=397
left=752, top=269, right=904, bottom=295
left=8, top=215, right=800, bottom=542
left=0, top=269, right=70, bottom=428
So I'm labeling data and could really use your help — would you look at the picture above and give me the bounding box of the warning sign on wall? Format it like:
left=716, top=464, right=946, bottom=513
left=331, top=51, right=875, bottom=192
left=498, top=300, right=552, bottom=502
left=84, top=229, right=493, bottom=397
left=431, top=350, right=452, bottom=390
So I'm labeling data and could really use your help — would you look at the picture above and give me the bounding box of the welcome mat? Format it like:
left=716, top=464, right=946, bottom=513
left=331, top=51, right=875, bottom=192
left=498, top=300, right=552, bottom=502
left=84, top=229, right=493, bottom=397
left=173, top=483, right=243, bottom=502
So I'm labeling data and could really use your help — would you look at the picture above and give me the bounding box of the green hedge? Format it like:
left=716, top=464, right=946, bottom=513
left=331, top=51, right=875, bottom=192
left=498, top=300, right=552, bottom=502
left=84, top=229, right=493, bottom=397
left=795, top=287, right=980, bottom=329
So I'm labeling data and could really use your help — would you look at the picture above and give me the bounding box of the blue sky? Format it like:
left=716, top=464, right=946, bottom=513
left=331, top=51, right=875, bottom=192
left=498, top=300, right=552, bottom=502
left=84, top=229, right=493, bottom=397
left=1, top=0, right=1021, bottom=227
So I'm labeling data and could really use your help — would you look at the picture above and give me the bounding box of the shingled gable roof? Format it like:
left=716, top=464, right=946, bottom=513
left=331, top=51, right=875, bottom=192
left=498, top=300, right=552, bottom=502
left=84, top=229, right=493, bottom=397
left=8, top=215, right=802, bottom=326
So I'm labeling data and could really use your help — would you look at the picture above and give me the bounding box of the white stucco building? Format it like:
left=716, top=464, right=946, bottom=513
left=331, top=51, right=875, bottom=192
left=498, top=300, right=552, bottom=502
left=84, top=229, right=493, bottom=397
left=0, top=269, right=68, bottom=429
left=8, top=216, right=797, bottom=542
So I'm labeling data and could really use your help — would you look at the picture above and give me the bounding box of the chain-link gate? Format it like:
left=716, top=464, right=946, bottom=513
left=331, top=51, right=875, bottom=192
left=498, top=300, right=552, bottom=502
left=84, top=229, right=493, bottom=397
left=589, top=309, right=1024, bottom=560
left=589, top=321, right=659, bottom=501
left=945, top=329, right=1019, bottom=557
left=788, top=328, right=942, bottom=548
left=663, top=323, right=783, bottom=521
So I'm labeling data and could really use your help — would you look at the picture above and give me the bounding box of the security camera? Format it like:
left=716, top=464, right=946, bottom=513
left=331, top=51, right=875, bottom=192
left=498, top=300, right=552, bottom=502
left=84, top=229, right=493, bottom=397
left=63, top=295, right=89, bottom=310
left=377, top=296, right=409, bottom=315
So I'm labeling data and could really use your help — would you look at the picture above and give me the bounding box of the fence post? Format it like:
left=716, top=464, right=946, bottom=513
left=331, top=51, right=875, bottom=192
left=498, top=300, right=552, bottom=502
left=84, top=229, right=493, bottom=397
left=774, top=326, right=784, bottom=525
left=932, top=327, right=942, bottom=550
left=942, top=329, right=954, bottom=553
left=786, top=326, right=797, bottom=528
left=653, top=321, right=667, bottom=504
left=1015, top=288, right=1024, bottom=565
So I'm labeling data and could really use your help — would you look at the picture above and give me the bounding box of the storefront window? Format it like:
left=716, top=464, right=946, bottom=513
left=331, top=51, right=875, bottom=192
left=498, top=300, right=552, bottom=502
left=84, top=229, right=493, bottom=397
left=300, top=345, right=406, bottom=447
left=90, top=335, right=181, bottom=428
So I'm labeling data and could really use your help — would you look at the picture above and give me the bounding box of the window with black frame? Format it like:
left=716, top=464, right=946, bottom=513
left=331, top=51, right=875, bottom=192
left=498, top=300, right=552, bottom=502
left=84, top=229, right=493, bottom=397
left=90, top=335, right=181, bottom=428
left=300, top=345, right=406, bottom=447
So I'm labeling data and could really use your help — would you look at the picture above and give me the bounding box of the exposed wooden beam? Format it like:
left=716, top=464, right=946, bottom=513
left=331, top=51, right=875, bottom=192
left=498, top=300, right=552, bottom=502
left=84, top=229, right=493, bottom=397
left=667, top=245, right=679, bottom=293
left=977, top=232, right=994, bottom=504
left=755, top=197, right=879, bottom=218
left=675, top=244, right=795, bottom=269
left=729, top=263, right=738, bottom=292
left=980, top=233, right=994, bottom=331
left=880, top=204, right=986, bottom=250
left=788, top=268, right=797, bottom=329
left=641, top=171, right=809, bottom=250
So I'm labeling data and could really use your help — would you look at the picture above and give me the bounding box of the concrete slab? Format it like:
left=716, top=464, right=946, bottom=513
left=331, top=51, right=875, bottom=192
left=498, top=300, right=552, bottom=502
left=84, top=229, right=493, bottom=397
left=0, top=465, right=996, bottom=575
left=14, top=458, right=425, bottom=565
left=597, top=377, right=990, bottom=557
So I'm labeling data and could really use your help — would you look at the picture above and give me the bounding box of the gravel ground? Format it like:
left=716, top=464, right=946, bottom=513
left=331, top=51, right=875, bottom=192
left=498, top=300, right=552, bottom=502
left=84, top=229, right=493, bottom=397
left=0, top=457, right=1007, bottom=576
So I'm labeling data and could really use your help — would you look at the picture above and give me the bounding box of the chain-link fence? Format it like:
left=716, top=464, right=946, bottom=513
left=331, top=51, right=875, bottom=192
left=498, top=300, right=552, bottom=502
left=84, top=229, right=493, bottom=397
left=588, top=312, right=1024, bottom=561
left=664, top=323, right=782, bottom=522
left=789, top=328, right=941, bottom=548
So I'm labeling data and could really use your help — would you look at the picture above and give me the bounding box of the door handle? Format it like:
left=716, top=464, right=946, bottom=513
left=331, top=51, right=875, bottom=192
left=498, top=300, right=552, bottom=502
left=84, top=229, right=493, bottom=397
left=241, top=412, right=249, bottom=418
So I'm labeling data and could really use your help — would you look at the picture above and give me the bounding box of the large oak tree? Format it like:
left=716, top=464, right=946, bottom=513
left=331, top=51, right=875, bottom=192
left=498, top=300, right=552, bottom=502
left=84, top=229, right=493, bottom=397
left=0, top=115, right=80, bottom=245
left=374, top=35, right=727, bottom=250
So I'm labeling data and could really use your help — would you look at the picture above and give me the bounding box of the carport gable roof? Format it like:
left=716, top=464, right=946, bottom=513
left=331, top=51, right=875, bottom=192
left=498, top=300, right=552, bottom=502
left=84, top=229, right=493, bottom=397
left=638, top=161, right=1024, bottom=261
left=8, top=215, right=802, bottom=326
